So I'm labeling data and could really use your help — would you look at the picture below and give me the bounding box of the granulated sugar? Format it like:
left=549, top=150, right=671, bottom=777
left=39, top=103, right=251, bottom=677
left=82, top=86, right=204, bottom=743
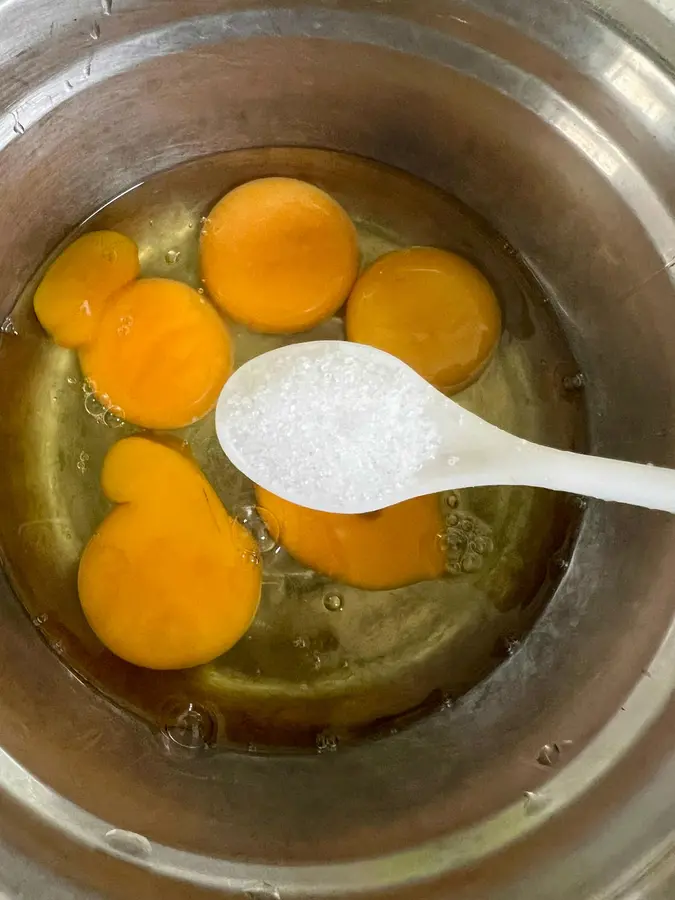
left=217, top=341, right=442, bottom=509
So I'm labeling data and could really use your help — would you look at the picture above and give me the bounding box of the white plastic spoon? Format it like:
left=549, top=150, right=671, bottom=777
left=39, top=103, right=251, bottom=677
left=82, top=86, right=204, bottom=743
left=215, top=340, right=675, bottom=516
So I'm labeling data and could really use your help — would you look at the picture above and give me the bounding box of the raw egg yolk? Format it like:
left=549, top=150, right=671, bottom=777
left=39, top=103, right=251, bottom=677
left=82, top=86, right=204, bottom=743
left=79, top=437, right=261, bottom=670
left=346, top=247, right=501, bottom=393
left=256, top=486, right=446, bottom=591
left=200, top=177, right=359, bottom=333
left=33, top=231, right=139, bottom=348
left=79, top=278, right=232, bottom=430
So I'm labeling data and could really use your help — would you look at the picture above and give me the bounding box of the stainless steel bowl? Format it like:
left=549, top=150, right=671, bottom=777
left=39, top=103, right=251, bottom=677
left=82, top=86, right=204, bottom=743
left=2, top=0, right=675, bottom=897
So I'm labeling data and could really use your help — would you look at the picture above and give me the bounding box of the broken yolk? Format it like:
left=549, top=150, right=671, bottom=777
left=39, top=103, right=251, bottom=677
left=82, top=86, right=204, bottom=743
left=79, top=278, right=232, bottom=430
left=255, top=486, right=446, bottom=591
left=346, top=247, right=501, bottom=393
left=78, top=437, right=261, bottom=670
left=200, top=177, right=359, bottom=333
left=33, top=231, right=139, bottom=348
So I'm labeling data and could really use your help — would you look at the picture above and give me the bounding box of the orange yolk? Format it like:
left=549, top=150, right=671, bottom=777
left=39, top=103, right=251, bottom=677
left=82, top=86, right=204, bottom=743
left=33, top=231, right=139, bottom=348
left=79, top=437, right=261, bottom=670
left=346, top=247, right=501, bottom=393
left=256, top=487, right=446, bottom=591
left=79, top=278, right=232, bottom=430
left=200, top=177, right=359, bottom=333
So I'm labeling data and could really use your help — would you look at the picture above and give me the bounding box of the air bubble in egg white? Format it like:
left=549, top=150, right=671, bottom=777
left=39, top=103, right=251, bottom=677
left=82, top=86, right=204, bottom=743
left=562, top=372, right=585, bottom=391
left=103, top=406, right=125, bottom=428
left=233, top=504, right=280, bottom=554
left=161, top=702, right=216, bottom=756
left=84, top=393, right=106, bottom=420
left=323, top=592, right=343, bottom=612
left=316, top=733, right=339, bottom=753
left=0, top=317, right=18, bottom=335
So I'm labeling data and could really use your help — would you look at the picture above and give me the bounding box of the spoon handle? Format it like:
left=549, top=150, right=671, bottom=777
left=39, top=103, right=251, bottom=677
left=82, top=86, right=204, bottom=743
left=503, top=442, right=675, bottom=514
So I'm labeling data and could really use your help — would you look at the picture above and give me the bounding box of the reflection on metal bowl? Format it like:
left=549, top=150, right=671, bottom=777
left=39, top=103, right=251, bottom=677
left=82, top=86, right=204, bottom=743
left=0, top=0, right=674, bottom=897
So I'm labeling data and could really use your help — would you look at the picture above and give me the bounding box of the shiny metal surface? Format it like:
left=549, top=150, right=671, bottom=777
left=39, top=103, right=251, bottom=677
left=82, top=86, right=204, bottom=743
left=0, top=0, right=675, bottom=897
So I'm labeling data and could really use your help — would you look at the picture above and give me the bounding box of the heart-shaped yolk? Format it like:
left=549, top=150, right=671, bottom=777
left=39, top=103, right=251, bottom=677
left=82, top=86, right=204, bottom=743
left=255, top=487, right=446, bottom=591
left=33, top=231, right=140, bottom=348
left=346, top=247, right=501, bottom=393
left=79, top=278, right=232, bottom=430
left=78, top=437, right=261, bottom=670
left=200, top=177, right=359, bottom=333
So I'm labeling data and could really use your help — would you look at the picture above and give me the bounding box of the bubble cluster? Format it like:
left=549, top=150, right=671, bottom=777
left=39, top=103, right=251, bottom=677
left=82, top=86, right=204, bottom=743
left=82, top=380, right=126, bottom=428
left=0, top=317, right=18, bottom=335
left=441, top=509, right=493, bottom=575
left=316, top=732, right=339, bottom=753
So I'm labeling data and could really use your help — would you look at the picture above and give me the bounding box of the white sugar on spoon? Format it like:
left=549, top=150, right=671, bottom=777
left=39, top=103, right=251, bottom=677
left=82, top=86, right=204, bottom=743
left=216, top=340, right=675, bottom=516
